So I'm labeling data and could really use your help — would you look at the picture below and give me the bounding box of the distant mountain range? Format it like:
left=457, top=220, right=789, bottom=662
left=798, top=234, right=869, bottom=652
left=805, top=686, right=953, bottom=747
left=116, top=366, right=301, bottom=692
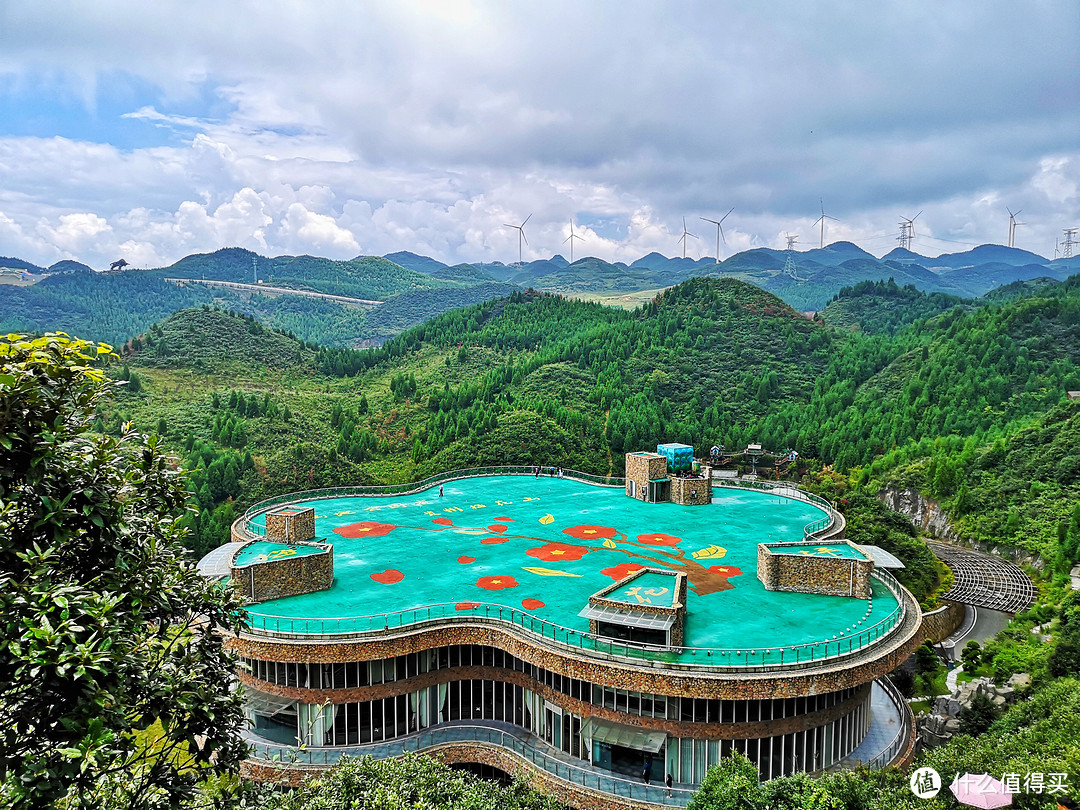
left=2, top=243, right=1078, bottom=347
left=383, top=243, right=1080, bottom=311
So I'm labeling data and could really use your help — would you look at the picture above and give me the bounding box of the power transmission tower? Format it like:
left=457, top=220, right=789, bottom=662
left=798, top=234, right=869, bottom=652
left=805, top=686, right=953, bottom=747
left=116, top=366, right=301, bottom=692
left=783, top=234, right=800, bottom=280
left=1063, top=228, right=1078, bottom=259
left=897, top=212, right=921, bottom=251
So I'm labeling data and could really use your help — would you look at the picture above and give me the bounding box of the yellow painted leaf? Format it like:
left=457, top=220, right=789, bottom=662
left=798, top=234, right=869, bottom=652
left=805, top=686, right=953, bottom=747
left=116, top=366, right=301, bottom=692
left=691, top=544, right=727, bottom=560
left=602, top=539, right=617, bottom=548
left=521, top=566, right=582, bottom=578
left=539, top=514, right=555, bottom=525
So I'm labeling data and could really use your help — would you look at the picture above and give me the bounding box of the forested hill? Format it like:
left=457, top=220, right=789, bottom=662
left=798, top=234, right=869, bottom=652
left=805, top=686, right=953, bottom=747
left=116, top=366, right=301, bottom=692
left=103, top=272, right=1080, bottom=560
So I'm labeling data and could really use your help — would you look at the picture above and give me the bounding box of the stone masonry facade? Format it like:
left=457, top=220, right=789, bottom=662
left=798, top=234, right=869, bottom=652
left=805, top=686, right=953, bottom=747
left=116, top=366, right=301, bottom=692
left=230, top=540, right=334, bottom=602
left=670, top=475, right=711, bottom=506
left=624, top=452, right=668, bottom=501
left=265, top=506, right=317, bottom=542
left=757, top=543, right=873, bottom=600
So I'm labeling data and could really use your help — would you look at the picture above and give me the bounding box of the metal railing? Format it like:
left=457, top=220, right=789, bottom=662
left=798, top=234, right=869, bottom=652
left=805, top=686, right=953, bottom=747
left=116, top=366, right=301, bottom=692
left=243, top=568, right=909, bottom=672
left=709, top=478, right=845, bottom=541
left=862, top=676, right=915, bottom=770
left=246, top=722, right=695, bottom=806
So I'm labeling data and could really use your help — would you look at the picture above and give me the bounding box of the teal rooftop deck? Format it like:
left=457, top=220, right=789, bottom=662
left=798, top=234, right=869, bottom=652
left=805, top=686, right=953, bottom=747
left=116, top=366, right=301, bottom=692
left=233, top=476, right=905, bottom=668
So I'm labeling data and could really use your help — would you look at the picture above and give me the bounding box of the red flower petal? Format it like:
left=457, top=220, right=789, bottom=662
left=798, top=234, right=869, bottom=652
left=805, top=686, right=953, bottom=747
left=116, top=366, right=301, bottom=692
left=494, top=517, right=514, bottom=521
left=562, top=524, right=617, bottom=540
left=521, top=598, right=545, bottom=610
left=601, top=562, right=646, bottom=581
left=636, top=532, right=682, bottom=547
left=334, top=521, right=396, bottom=538
left=481, top=536, right=510, bottom=545
left=457, top=556, right=476, bottom=564
left=476, top=575, right=519, bottom=591
left=708, top=565, right=743, bottom=577
left=370, top=569, right=404, bottom=584
left=432, top=517, right=454, bottom=526
left=487, top=524, right=508, bottom=534
left=526, top=542, right=591, bottom=562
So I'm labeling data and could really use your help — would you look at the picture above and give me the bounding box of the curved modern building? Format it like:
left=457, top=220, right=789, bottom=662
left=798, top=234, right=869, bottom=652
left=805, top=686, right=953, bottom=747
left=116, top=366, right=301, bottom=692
left=204, top=466, right=920, bottom=808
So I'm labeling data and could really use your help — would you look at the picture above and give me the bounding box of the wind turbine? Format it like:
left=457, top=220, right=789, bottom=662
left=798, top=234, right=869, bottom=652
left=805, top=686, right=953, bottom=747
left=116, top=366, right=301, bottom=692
left=502, top=214, right=532, bottom=265
left=813, top=199, right=838, bottom=249
left=897, top=211, right=922, bottom=251
left=1007, top=207, right=1024, bottom=248
left=564, top=219, right=584, bottom=263
left=677, top=217, right=698, bottom=259
left=700, top=207, right=734, bottom=263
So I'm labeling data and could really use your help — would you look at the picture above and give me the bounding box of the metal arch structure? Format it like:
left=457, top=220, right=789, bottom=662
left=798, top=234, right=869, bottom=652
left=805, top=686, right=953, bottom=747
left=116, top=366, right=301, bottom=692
left=926, top=540, right=1035, bottom=614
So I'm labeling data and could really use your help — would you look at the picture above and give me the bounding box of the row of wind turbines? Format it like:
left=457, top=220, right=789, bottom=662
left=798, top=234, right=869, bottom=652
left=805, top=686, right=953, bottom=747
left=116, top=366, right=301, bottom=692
left=503, top=204, right=1051, bottom=266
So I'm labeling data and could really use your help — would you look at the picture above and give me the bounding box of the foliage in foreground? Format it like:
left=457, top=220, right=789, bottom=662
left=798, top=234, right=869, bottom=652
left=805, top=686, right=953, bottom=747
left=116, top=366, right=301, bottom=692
left=256, top=754, right=563, bottom=810
left=686, top=677, right=1080, bottom=810
left=0, top=334, right=247, bottom=810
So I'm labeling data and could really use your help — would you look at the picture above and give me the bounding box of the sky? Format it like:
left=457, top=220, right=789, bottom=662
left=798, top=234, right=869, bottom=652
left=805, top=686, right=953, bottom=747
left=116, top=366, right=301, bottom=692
left=0, top=1, right=1078, bottom=270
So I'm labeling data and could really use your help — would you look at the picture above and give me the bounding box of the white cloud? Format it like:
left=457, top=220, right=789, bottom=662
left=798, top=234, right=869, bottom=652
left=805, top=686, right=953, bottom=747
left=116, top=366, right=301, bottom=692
left=0, top=2, right=1077, bottom=267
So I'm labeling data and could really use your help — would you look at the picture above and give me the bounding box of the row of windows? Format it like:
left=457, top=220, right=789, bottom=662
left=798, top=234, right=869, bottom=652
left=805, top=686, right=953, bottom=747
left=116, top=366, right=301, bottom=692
left=239, top=645, right=860, bottom=724
left=249, top=679, right=874, bottom=785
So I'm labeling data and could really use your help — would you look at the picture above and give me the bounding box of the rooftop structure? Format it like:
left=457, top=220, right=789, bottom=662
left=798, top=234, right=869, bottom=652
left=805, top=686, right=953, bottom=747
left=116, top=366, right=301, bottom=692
left=206, top=471, right=921, bottom=806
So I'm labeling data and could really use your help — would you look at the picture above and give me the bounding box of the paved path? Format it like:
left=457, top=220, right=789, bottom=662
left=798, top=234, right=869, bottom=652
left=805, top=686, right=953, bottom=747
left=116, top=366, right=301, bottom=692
left=945, top=665, right=964, bottom=693
left=164, top=277, right=384, bottom=308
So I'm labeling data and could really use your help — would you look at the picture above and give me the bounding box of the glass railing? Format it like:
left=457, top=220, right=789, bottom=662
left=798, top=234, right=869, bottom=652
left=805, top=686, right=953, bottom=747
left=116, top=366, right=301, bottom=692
left=243, top=568, right=910, bottom=672
left=240, top=466, right=624, bottom=535
left=864, top=676, right=914, bottom=770
left=246, top=722, right=696, bottom=806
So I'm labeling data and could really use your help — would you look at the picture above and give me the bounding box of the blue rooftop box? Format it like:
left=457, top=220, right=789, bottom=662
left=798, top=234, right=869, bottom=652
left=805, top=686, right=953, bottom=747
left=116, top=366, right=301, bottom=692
left=657, top=442, right=693, bottom=472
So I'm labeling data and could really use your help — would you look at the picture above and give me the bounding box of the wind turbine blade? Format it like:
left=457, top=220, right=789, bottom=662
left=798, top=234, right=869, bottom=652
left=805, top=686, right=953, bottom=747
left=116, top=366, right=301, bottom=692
left=719, top=206, right=734, bottom=223
left=522, top=232, right=529, bottom=246
left=521, top=213, right=532, bottom=227
left=563, top=234, right=572, bottom=244
left=912, top=211, right=922, bottom=222
left=700, top=217, right=720, bottom=226
left=719, top=225, right=727, bottom=244
left=503, top=223, right=516, bottom=229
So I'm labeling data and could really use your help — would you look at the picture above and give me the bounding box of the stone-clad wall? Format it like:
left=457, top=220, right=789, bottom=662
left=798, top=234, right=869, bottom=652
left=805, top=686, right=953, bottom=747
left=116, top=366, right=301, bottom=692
left=226, top=593, right=923, bottom=701
left=757, top=547, right=872, bottom=599
left=624, top=453, right=667, bottom=500
left=238, top=666, right=871, bottom=741
left=232, top=543, right=333, bottom=602
left=265, top=507, right=316, bottom=542
left=671, top=476, right=711, bottom=506
left=920, top=601, right=966, bottom=644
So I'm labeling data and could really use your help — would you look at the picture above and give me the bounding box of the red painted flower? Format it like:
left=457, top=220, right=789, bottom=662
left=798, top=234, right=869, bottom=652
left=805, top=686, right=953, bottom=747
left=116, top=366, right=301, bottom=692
left=481, top=536, right=510, bottom=545
left=370, top=569, right=404, bottom=584
left=601, top=562, right=646, bottom=581
left=494, top=516, right=514, bottom=522
left=476, top=575, right=519, bottom=591
left=521, top=598, right=545, bottom=610
left=457, top=556, right=476, bottom=564
left=432, top=517, right=454, bottom=526
left=334, top=521, right=396, bottom=538
left=487, top=523, right=509, bottom=534
left=562, top=524, right=618, bottom=541
left=708, top=565, right=743, bottom=578
left=455, top=601, right=480, bottom=611
left=636, top=532, right=682, bottom=547
left=526, top=542, right=591, bottom=562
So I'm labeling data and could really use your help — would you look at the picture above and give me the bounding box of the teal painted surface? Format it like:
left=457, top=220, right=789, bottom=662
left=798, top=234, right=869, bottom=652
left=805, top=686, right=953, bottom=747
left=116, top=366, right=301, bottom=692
left=771, top=542, right=868, bottom=560
left=246, top=477, right=898, bottom=659
left=234, top=541, right=325, bottom=567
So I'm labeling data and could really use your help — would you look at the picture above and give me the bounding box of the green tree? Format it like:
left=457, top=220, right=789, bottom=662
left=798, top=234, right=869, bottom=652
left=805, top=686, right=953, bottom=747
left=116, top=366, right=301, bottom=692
left=687, top=752, right=764, bottom=810
left=957, top=691, right=1001, bottom=736
left=0, top=334, right=248, bottom=809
